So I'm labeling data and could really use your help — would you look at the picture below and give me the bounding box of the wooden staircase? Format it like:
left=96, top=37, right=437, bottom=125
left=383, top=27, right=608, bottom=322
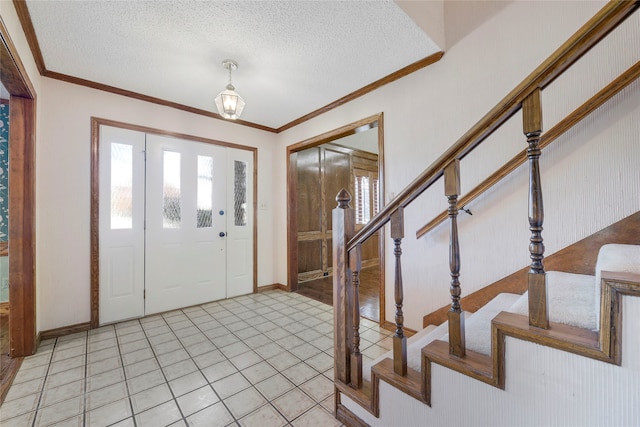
left=331, top=2, right=640, bottom=426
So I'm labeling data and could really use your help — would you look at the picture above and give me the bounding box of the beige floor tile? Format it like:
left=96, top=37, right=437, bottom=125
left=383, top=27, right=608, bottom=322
left=124, top=358, right=160, bottom=379
left=193, top=349, right=226, bottom=369
left=176, top=385, right=219, bottom=416
left=320, top=395, right=335, bottom=413
left=220, top=341, right=251, bottom=359
left=85, top=398, right=132, bottom=427
left=135, top=400, right=182, bottom=427
left=305, top=352, right=333, bottom=372
left=267, top=352, right=300, bottom=372
left=130, top=383, right=172, bottom=414
left=242, top=361, right=278, bottom=384
left=40, top=379, right=85, bottom=408
left=230, top=350, right=262, bottom=370
left=238, top=404, right=287, bottom=427
left=212, top=372, right=251, bottom=399
left=255, top=374, right=295, bottom=401
left=49, top=355, right=86, bottom=375
left=152, top=339, right=183, bottom=356
left=157, top=349, right=190, bottom=368
left=126, top=369, right=166, bottom=395
left=19, top=353, right=53, bottom=370
left=87, top=347, right=119, bottom=364
left=44, top=366, right=85, bottom=390
left=162, top=358, right=197, bottom=381
left=86, top=381, right=128, bottom=411
left=34, top=395, right=84, bottom=426
left=289, top=343, right=321, bottom=360
left=169, top=371, right=207, bottom=397
left=272, top=389, right=315, bottom=421
left=202, top=360, right=237, bottom=383
left=224, top=387, right=267, bottom=419
left=86, top=367, right=125, bottom=393
left=119, top=339, right=150, bottom=355
left=87, top=356, right=122, bottom=377
left=282, top=363, right=317, bottom=386
left=87, top=337, right=118, bottom=353
left=300, top=375, right=333, bottom=402
left=185, top=401, right=233, bottom=427
left=121, top=347, right=155, bottom=366
left=48, top=414, right=84, bottom=426
left=0, top=411, right=36, bottom=427
left=4, top=377, right=45, bottom=401
left=255, top=342, right=285, bottom=359
left=0, top=391, right=40, bottom=419
left=52, top=346, right=86, bottom=363
left=291, top=405, right=341, bottom=427
left=11, top=364, right=48, bottom=385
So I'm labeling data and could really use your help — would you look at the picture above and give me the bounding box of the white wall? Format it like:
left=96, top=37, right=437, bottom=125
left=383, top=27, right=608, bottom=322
left=36, top=79, right=277, bottom=330
left=275, top=1, right=640, bottom=330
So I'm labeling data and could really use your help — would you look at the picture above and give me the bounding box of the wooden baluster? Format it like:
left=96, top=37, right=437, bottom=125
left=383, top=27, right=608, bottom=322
left=332, top=189, right=354, bottom=384
left=523, top=88, right=549, bottom=329
left=391, top=208, right=407, bottom=376
left=445, top=160, right=465, bottom=357
left=350, top=245, right=362, bottom=389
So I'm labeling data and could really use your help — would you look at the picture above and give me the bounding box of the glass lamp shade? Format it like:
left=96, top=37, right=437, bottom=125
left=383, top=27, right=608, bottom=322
left=215, top=84, right=245, bottom=120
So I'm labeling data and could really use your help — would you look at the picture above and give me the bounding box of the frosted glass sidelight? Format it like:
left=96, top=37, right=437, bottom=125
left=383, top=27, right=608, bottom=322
left=197, top=156, right=213, bottom=228
left=234, top=160, right=247, bottom=226
left=110, top=143, right=133, bottom=229
left=163, top=151, right=181, bottom=228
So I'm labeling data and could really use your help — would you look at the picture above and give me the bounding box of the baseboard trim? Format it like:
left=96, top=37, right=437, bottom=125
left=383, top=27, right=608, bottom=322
left=336, top=402, right=370, bottom=427
left=39, top=322, right=91, bottom=341
left=257, top=283, right=288, bottom=292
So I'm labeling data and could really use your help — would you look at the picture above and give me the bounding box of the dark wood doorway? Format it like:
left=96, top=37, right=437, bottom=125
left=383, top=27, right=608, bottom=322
left=0, top=17, right=38, bottom=403
left=286, top=114, right=385, bottom=323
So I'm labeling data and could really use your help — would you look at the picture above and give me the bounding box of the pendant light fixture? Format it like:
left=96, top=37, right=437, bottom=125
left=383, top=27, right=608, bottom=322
left=215, top=59, right=245, bottom=120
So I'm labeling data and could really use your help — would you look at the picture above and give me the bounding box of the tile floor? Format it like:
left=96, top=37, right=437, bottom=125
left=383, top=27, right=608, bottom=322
left=0, top=290, right=392, bottom=427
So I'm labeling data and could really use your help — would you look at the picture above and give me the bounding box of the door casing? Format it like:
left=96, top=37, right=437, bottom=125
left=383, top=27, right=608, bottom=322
left=91, top=117, right=257, bottom=327
left=286, top=113, right=385, bottom=323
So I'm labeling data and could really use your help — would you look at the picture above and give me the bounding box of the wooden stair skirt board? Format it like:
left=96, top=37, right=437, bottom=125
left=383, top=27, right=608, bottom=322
left=336, top=270, right=640, bottom=426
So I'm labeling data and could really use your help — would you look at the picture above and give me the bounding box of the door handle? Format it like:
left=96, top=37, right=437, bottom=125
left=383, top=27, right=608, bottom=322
left=219, top=232, right=226, bottom=237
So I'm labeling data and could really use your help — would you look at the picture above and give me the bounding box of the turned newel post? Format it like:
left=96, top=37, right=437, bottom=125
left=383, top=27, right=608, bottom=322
left=350, top=245, right=363, bottom=389
left=391, top=208, right=407, bottom=376
left=333, top=189, right=355, bottom=383
left=523, top=88, right=549, bottom=329
left=445, top=160, right=465, bottom=357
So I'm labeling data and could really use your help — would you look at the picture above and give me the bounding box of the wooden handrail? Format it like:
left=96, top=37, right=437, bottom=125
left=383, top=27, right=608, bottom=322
left=417, top=59, right=640, bottom=238
left=348, top=0, right=639, bottom=252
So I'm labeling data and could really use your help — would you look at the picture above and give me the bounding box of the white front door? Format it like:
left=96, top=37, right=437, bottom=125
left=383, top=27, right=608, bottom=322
left=144, top=135, right=228, bottom=314
left=99, top=126, right=254, bottom=324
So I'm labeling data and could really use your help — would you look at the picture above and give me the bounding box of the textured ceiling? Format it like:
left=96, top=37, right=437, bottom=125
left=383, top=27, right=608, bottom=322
left=25, top=1, right=441, bottom=130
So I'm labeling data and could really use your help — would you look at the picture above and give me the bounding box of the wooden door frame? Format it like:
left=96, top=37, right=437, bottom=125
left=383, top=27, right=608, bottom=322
left=90, top=117, right=258, bottom=327
left=286, top=113, right=385, bottom=323
left=1, top=18, right=38, bottom=357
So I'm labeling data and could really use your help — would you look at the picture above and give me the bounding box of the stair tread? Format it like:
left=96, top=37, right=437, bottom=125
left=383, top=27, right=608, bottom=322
left=362, top=316, right=459, bottom=381
left=440, top=292, right=521, bottom=356
left=508, top=271, right=596, bottom=330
